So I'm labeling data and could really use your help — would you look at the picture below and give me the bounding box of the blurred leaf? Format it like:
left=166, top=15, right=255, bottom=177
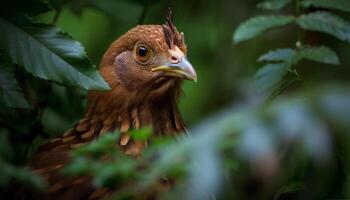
left=259, top=46, right=340, bottom=65
left=301, top=0, right=350, bottom=13
left=0, top=17, right=110, bottom=90
left=298, top=46, right=340, bottom=65
left=61, top=157, right=91, bottom=176
left=258, top=0, right=293, bottom=10
left=129, top=127, right=152, bottom=141
left=233, top=15, right=294, bottom=43
left=73, top=131, right=119, bottom=157
left=0, top=0, right=51, bottom=16
left=187, top=145, right=222, bottom=200
left=93, top=160, right=136, bottom=187
left=296, top=11, right=350, bottom=43
left=254, top=63, right=290, bottom=93
left=0, top=159, right=46, bottom=190
left=0, top=63, right=29, bottom=109
left=321, top=89, right=350, bottom=125
left=258, top=48, right=297, bottom=63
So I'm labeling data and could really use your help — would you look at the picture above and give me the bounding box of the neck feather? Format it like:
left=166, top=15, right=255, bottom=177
left=69, top=77, right=185, bottom=145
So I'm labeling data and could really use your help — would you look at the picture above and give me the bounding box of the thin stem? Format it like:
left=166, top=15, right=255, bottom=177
left=52, top=7, right=62, bottom=25
left=295, top=0, right=302, bottom=48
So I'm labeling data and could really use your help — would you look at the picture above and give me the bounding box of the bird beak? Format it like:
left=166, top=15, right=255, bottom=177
left=152, top=57, right=197, bottom=82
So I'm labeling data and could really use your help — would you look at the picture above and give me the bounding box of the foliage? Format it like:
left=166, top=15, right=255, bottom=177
left=233, top=15, right=295, bottom=43
left=0, top=62, right=29, bottom=109
left=233, top=0, right=350, bottom=98
left=0, top=0, right=109, bottom=191
left=301, top=0, right=350, bottom=13
left=65, top=85, right=350, bottom=199
left=1, top=0, right=350, bottom=200
left=0, top=159, right=46, bottom=190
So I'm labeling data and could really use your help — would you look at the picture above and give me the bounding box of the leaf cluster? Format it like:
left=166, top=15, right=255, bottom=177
left=0, top=0, right=110, bottom=109
left=233, top=0, right=350, bottom=98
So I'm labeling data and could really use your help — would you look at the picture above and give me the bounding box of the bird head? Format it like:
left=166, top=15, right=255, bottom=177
left=98, top=12, right=196, bottom=103
left=84, top=11, right=195, bottom=137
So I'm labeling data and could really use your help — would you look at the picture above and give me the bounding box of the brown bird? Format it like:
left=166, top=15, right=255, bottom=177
left=20, top=11, right=197, bottom=199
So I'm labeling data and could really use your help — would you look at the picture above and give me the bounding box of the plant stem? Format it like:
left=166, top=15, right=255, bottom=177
left=295, top=0, right=302, bottom=48
left=52, top=7, right=62, bottom=25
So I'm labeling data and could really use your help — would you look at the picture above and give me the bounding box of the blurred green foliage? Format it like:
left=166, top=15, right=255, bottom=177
left=66, top=85, right=350, bottom=199
left=1, top=0, right=350, bottom=199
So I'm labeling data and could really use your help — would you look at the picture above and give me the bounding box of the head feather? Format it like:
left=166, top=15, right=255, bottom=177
left=162, top=8, right=183, bottom=49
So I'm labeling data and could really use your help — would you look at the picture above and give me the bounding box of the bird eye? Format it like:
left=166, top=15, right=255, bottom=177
left=135, top=44, right=151, bottom=63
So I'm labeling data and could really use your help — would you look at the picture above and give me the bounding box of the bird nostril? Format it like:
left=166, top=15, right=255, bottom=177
left=171, top=56, right=178, bottom=62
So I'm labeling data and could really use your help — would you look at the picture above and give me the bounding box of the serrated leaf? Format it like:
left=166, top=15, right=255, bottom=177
left=299, top=46, right=340, bottom=65
left=0, top=17, right=110, bottom=90
left=296, top=12, right=350, bottom=43
left=0, top=63, right=29, bottom=109
left=234, top=15, right=295, bottom=43
left=258, top=48, right=297, bottom=63
left=301, top=0, right=350, bottom=13
left=130, top=127, right=152, bottom=141
left=254, top=63, right=290, bottom=93
left=258, top=0, right=293, bottom=10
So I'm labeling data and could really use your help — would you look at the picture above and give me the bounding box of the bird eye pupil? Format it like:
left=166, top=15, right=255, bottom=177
left=138, top=47, right=148, bottom=57
left=135, top=44, right=151, bottom=63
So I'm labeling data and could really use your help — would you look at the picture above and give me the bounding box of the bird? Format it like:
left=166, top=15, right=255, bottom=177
left=17, top=10, right=197, bottom=200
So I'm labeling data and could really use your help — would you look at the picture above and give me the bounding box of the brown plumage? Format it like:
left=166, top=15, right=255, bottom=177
left=21, top=11, right=197, bottom=200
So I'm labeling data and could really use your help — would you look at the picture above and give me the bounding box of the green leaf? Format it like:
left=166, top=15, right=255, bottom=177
left=0, top=159, right=46, bottom=190
left=254, top=63, right=290, bottom=93
left=301, top=0, right=350, bottom=13
left=73, top=132, right=119, bottom=157
left=258, top=48, right=297, bottom=63
left=255, top=46, right=338, bottom=96
left=298, top=46, right=340, bottom=65
left=234, top=15, right=295, bottom=43
left=258, top=0, right=293, bottom=10
left=258, top=46, right=339, bottom=65
left=61, top=157, right=92, bottom=176
left=130, top=127, right=152, bottom=141
left=0, top=17, right=110, bottom=90
left=0, top=63, right=29, bottom=109
left=296, top=11, right=350, bottom=43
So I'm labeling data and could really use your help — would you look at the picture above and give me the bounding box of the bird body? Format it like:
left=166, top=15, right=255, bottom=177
left=21, top=12, right=197, bottom=199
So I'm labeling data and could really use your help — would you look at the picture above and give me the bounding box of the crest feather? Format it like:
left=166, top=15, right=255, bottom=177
left=162, top=8, right=183, bottom=49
